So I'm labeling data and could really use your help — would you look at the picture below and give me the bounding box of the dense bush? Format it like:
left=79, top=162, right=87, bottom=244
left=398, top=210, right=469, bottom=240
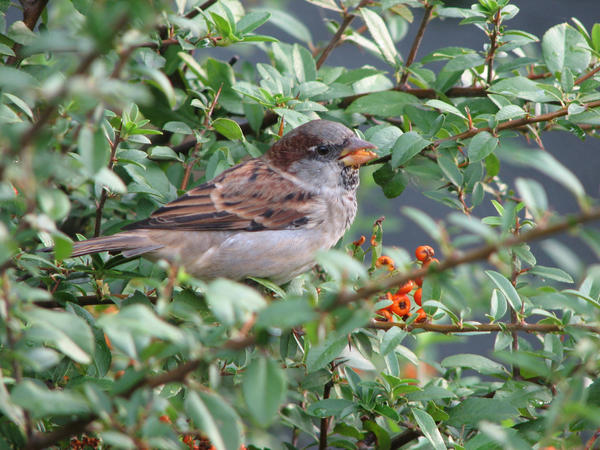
left=1, top=0, right=600, bottom=448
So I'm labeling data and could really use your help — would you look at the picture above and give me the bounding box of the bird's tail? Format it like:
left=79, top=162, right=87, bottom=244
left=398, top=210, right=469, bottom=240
left=58, top=232, right=163, bottom=258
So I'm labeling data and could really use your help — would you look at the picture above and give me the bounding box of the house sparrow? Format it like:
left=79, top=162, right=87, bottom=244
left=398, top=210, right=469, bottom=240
left=65, top=119, right=377, bottom=283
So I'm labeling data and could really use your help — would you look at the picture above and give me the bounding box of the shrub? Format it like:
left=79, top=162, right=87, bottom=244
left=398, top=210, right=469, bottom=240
left=1, top=0, right=600, bottom=448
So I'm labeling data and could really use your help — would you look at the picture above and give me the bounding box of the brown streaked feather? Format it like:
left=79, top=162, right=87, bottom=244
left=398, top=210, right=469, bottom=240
left=123, top=159, right=320, bottom=232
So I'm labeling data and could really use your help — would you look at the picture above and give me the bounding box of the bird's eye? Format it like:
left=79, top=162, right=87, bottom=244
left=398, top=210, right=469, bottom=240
left=316, top=145, right=330, bottom=155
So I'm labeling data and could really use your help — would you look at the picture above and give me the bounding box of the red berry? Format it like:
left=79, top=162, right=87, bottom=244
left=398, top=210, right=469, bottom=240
left=414, top=288, right=422, bottom=306
left=415, top=245, right=435, bottom=262
left=396, top=280, right=415, bottom=295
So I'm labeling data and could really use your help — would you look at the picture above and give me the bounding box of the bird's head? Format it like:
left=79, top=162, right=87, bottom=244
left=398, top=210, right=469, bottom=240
left=266, top=120, right=377, bottom=174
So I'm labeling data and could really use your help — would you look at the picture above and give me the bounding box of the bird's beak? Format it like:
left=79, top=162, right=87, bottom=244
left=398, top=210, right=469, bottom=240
left=338, top=137, right=378, bottom=167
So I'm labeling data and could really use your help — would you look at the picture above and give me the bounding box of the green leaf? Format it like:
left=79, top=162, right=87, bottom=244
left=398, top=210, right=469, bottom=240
left=467, top=131, right=499, bottom=162
left=315, top=249, right=367, bottom=281
left=25, top=308, right=94, bottom=364
left=499, top=145, right=585, bottom=201
left=562, top=289, right=600, bottom=310
left=485, top=270, right=522, bottom=311
left=305, top=0, right=342, bottom=12
left=515, top=177, right=547, bottom=220
left=425, top=99, right=466, bottom=119
left=403, top=206, right=441, bottom=241
left=205, top=279, right=266, bottom=326
left=412, top=408, right=446, bottom=450
left=592, top=23, right=600, bottom=52
left=11, top=381, right=91, bottom=418
left=359, top=7, right=400, bottom=66
left=308, top=399, right=355, bottom=419
left=237, top=11, right=271, bottom=34
left=437, top=153, right=463, bottom=186
left=542, top=23, right=591, bottom=73
left=78, top=125, right=110, bottom=175
left=391, top=132, right=431, bottom=168
left=381, top=327, right=407, bottom=355
left=98, top=304, right=184, bottom=344
left=447, top=398, right=519, bottom=427
left=346, top=91, right=416, bottom=117
left=148, top=145, right=183, bottom=161
left=256, top=297, right=317, bottom=329
left=38, top=188, right=71, bottom=221
left=441, top=353, right=508, bottom=376
left=52, top=232, right=73, bottom=261
left=163, top=121, right=193, bottom=134
left=267, top=9, right=312, bottom=44
left=495, top=104, right=526, bottom=121
left=185, top=390, right=243, bottom=450
left=212, top=117, right=244, bottom=141
left=292, top=44, right=317, bottom=82
left=306, top=335, right=347, bottom=372
left=529, top=266, right=574, bottom=283
left=243, top=357, right=287, bottom=427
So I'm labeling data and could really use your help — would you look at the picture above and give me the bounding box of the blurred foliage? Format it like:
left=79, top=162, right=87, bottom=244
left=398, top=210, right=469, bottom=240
left=1, top=0, right=600, bottom=449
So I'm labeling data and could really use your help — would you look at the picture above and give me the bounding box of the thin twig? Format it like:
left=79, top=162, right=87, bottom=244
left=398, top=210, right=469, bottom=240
left=14, top=14, right=130, bottom=154
left=368, top=320, right=600, bottom=334
left=399, top=3, right=434, bottom=86
left=94, top=130, right=121, bottom=237
left=318, top=379, right=334, bottom=450
left=6, top=0, right=49, bottom=64
left=180, top=85, right=222, bottom=190
left=339, top=207, right=600, bottom=305
left=316, top=0, right=371, bottom=70
left=575, top=64, right=600, bottom=85
left=485, top=10, right=502, bottom=85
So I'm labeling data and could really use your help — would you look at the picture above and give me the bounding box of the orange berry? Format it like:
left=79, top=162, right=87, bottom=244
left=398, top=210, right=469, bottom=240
left=376, top=255, right=395, bottom=271
left=370, top=234, right=377, bottom=246
left=376, top=309, right=392, bottom=321
left=353, top=235, right=366, bottom=246
left=415, top=308, right=427, bottom=322
left=414, top=288, right=422, bottom=306
left=415, top=245, right=435, bottom=262
left=159, top=415, right=172, bottom=424
left=396, top=280, right=415, bottom=295
left=104, top=333, right=113, bottom=350
left=422, top=257, right=440, bottom=269
left=415, top=276, right=423, bottom=287
left=183, top=435, right=194, bottom=444
left=114, top=370, right=125, bottom=380
left=390, top=294, right=411, bottom=317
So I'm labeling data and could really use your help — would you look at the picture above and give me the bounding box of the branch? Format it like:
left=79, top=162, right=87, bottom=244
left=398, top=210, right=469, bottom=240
left=14, top=14, right=130, bottom=153
left=575, top=64, right=600, bottom=85
left=399, top=3, right=434, bottom=87
left=339, top=207, right=600, bottom=305
left=6, top=0, right=49, bottom=64
left=368, top=320, right=600, bottom=334
left=485, top=10, right=502, bottom=85
left=316, top=0, right=371, bottom=70
left=94, top=131, right=121, bottom=237
left=318, top=379, right=334, bottom=450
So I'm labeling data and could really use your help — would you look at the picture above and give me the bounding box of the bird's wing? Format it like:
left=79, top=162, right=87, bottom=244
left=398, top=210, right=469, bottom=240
left=123, top=159, right=321, bottom=232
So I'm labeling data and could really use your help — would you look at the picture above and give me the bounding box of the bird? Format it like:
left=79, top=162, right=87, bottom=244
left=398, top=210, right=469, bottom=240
left=63, top=119, right=377, bottom=284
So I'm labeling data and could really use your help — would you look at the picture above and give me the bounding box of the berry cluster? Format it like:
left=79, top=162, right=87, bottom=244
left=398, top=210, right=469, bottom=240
left=375, top=245, right=438, bottom=323
left=70, top=435, right=100, bottom=449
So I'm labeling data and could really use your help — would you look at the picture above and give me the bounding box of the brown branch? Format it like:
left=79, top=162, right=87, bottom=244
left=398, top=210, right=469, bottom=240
left=399, top=3, right=434, bottom=86
left=485, top=10, right=502, bottom=85
left=575, top=64, right=600, bottom=85
left=437, top=98, right=600, bottom=145
left=94, top=131, right=121, bottom=237
left=339, top=207, right=600, bottom=305
left=14, top=14, right=130, bottom=154
left=367, top=320, right=600, bottom=334
left=316, top=0, right=371, bottom=70
left=184, top=0, right=218, bottom=20
left=318, top=379, right=334, bottom=450
left=5, top=0, right=49, bottom=64
left=24, top=417, right=94, bottom=450
left=391, top=429, right=421, bottom=449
